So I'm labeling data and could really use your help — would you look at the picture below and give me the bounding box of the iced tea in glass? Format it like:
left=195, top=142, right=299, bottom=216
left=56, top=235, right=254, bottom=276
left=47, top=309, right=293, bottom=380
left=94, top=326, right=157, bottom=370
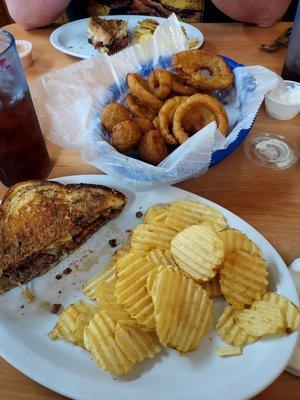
left=0, top=30, right=51, bottom=187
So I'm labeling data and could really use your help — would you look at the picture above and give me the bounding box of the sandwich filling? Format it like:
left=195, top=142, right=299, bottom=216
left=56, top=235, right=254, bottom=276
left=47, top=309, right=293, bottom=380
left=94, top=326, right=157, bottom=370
left=0, top=207, right=121, bottom=292
left=87, top=17, right=129, bottom=55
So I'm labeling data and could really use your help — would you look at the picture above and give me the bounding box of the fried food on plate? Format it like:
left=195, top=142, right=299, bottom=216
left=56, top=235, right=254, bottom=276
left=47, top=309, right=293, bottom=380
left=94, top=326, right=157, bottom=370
left=49, top=199, right=299, bottom=376
left=261, top=292, right=300, bottom=333
left=172, top=49, right=234, bottom=90
left=158, top=96, right=188, bottom=145
left=216, top=306, right=259, bottom=347
left=125, top=94, right=156, bottom=119
left=165, top=199, right=227, bottom=232
left=132, top=18, right=159, bottom=44
left=219, top=229, right=262, bottom=258
left=115, top=322, right=161, bottom=363
left=101, top=102, right=131, bottom=132
left=49, top=301, right=96, bottom=347
left=111, top=120, right=142, bottom=153
left=144, top=204, right=170, bottom=224
left=150, top=266, right=213, bottom=353
left=87, top=17, right=129, bottom=55
left=132, top=117, right=154, bottom=134
left=0, top=180, right=126, bottom=294
left=171, top=224, right=224, bottom=281
left=131, top=222, right=177, bottom=252
left=139, top=130, right=169, bottom=165
left=173, top=93, right=229, bottom=143
left=200, top=275, right=222, bottom=298
left=220, top=250, right=269, bottom=309
left=84, top=310, right=134, bottom=375
left=127, top=73, right=163, bottom=112
left=115, top=251, right=157, bottom=330
left=148, top=69, right=172, bottom=100
left=233, top=300, right=286, bottom=336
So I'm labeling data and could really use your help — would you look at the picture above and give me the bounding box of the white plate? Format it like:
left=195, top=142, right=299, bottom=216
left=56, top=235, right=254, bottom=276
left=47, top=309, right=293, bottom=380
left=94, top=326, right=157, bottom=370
left=0, top=174, right=298, bottom=400
left=50, top=15, right=204, bottom=58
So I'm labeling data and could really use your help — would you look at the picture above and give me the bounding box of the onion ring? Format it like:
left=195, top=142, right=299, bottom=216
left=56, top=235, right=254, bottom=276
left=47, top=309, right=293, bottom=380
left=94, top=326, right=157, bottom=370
left=127, top=73, right=163, bottom=111
left=125, top=94, right=156, bottom=119
left=170, top=72, right=199, bottom=95
left=158, top=96, right=188, bottom=145
left=148, top=69, right=172, bottom=100
left=173, top=94, right=229, bottom=143
left=172, top=50, right=234, bottom=90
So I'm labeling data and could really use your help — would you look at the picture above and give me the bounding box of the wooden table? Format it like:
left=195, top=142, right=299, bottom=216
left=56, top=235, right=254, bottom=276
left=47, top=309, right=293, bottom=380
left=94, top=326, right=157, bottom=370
left=1, top=21, right=299, bottom=400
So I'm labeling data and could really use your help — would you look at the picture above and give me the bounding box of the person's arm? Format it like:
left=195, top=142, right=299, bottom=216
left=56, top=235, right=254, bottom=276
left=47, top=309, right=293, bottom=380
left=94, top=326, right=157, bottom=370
left=5, top=0, right=71, bottom=30
left=211, top=0, right=292, bottom=27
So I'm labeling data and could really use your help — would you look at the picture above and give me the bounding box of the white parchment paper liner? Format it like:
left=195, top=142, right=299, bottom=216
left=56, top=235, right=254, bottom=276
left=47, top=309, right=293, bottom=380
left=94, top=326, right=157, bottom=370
left=31, top=14, right=279, bottom=191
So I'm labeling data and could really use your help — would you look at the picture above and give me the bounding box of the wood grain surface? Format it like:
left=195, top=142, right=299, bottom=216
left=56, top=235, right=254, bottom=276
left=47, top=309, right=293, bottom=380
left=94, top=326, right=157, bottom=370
left=0, top=21, right=299, bottom=400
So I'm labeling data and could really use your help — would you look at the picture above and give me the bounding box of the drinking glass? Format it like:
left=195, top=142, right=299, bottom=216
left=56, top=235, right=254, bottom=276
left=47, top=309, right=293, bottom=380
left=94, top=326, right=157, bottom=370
left=0, top=30, right=51, bottom=187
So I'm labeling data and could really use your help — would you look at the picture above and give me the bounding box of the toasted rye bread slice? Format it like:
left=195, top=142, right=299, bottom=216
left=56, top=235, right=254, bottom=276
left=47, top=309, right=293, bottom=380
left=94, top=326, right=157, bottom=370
left=0, top=180, right=126, bottom=290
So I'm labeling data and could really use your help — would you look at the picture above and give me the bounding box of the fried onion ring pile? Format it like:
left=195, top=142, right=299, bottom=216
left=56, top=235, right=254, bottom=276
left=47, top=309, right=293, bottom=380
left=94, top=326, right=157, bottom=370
left=127, top=73, right=163, bottom=111
left=158, top=96, right=188, bottom=145
left=148, top=69, right=172, bottom=100
left=170, top=72, right=199, bottom=95
left=173, top=94, right=229, bottom=143
left=125, top=94, right=156, bottom=119
left=172, top=50, right=234, bottom=90
left=100, top=49, right=233, bottom=164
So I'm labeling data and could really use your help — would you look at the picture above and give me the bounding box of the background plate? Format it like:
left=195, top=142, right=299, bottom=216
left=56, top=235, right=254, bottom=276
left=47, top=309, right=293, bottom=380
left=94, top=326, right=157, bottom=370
left=50, top=15, right=204, bottom=58
left=0, top=174, right=298, bottom=400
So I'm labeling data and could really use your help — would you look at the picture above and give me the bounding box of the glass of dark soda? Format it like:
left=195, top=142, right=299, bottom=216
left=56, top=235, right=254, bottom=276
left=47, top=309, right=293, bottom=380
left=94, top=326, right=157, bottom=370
left=0, top=30, right=51, bottom=187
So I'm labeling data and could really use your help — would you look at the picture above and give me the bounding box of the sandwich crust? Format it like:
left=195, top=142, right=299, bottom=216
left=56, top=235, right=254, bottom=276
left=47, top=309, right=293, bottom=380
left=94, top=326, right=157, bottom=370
left=0, top=181, right=126, bottom=292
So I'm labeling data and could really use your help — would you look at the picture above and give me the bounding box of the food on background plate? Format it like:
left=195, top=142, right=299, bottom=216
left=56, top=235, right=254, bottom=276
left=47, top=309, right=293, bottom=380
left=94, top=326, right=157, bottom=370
left=132, top=18, right=199, bottom=49
left=87, top=17, right=129, bottom=55
left=0, top=180, right=126, bottom=294
left=50, top=199, right=299, bottom=376
left=101, top=49, right=231, bottom=164
left=173, top=49, right=234, bottom=90
left=132, top=18, right=159, bottom=45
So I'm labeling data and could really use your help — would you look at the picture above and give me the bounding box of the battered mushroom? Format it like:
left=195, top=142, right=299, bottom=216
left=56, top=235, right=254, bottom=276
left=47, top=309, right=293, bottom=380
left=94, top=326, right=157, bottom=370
left=102, top=103, right=131, bottom=132
left=139, top=130, right=169, bottom=165
left=111, top=120, right=142, bottom=153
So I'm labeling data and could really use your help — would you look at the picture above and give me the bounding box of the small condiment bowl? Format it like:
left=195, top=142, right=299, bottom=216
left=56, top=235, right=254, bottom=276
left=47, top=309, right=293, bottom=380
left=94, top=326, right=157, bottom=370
left=16, top=39, right=33, bottom=69
left=265, top=80, right=300, bottom=121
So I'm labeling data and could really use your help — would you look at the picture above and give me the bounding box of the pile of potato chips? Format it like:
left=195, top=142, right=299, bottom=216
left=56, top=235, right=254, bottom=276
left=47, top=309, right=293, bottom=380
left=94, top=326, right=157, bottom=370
left=49, top=200, right=299, bottom=375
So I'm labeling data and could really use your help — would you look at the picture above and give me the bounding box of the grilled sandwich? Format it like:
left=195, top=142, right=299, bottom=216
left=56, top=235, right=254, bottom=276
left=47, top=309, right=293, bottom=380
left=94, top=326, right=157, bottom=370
left=87, top=17, right=129, bottom=55
left=0, top=180, right=126, bottom=294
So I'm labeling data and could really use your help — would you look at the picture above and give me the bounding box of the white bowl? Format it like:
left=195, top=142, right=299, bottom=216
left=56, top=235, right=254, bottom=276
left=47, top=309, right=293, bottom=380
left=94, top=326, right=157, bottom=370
left=265, top=80, right=300, bottom=120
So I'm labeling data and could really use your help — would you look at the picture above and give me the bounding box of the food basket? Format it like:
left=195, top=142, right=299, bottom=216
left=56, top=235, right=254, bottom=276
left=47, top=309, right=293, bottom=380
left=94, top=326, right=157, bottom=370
left=32, top=14, right=278, bottom=190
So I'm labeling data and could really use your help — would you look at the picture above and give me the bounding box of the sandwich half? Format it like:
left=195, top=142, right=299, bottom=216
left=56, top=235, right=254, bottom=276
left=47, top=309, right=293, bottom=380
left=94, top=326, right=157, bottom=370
left=0, top=180, right=126, bottom=294
left=87, top=17, right=129, bottom=55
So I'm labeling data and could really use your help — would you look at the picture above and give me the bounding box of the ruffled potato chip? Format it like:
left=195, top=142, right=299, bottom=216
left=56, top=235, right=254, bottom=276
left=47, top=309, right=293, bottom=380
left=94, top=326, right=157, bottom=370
left=171, top=224, right=224, bottom=281
left=150, top=266, right=212, bottom=353
left=216, top=306, right=259, bottom=346
left=220, top=250, right=268, bottom=309
left=116, top=252, right=157, bottom=330
left=165, top=200, right=226, bottom=232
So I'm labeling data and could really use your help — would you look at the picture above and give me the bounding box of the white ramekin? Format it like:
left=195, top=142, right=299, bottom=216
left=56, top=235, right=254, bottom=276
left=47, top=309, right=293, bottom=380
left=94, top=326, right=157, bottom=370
left=16, top=39, right=33, bottom=69
left=265, top=80, right=300, bottom=121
